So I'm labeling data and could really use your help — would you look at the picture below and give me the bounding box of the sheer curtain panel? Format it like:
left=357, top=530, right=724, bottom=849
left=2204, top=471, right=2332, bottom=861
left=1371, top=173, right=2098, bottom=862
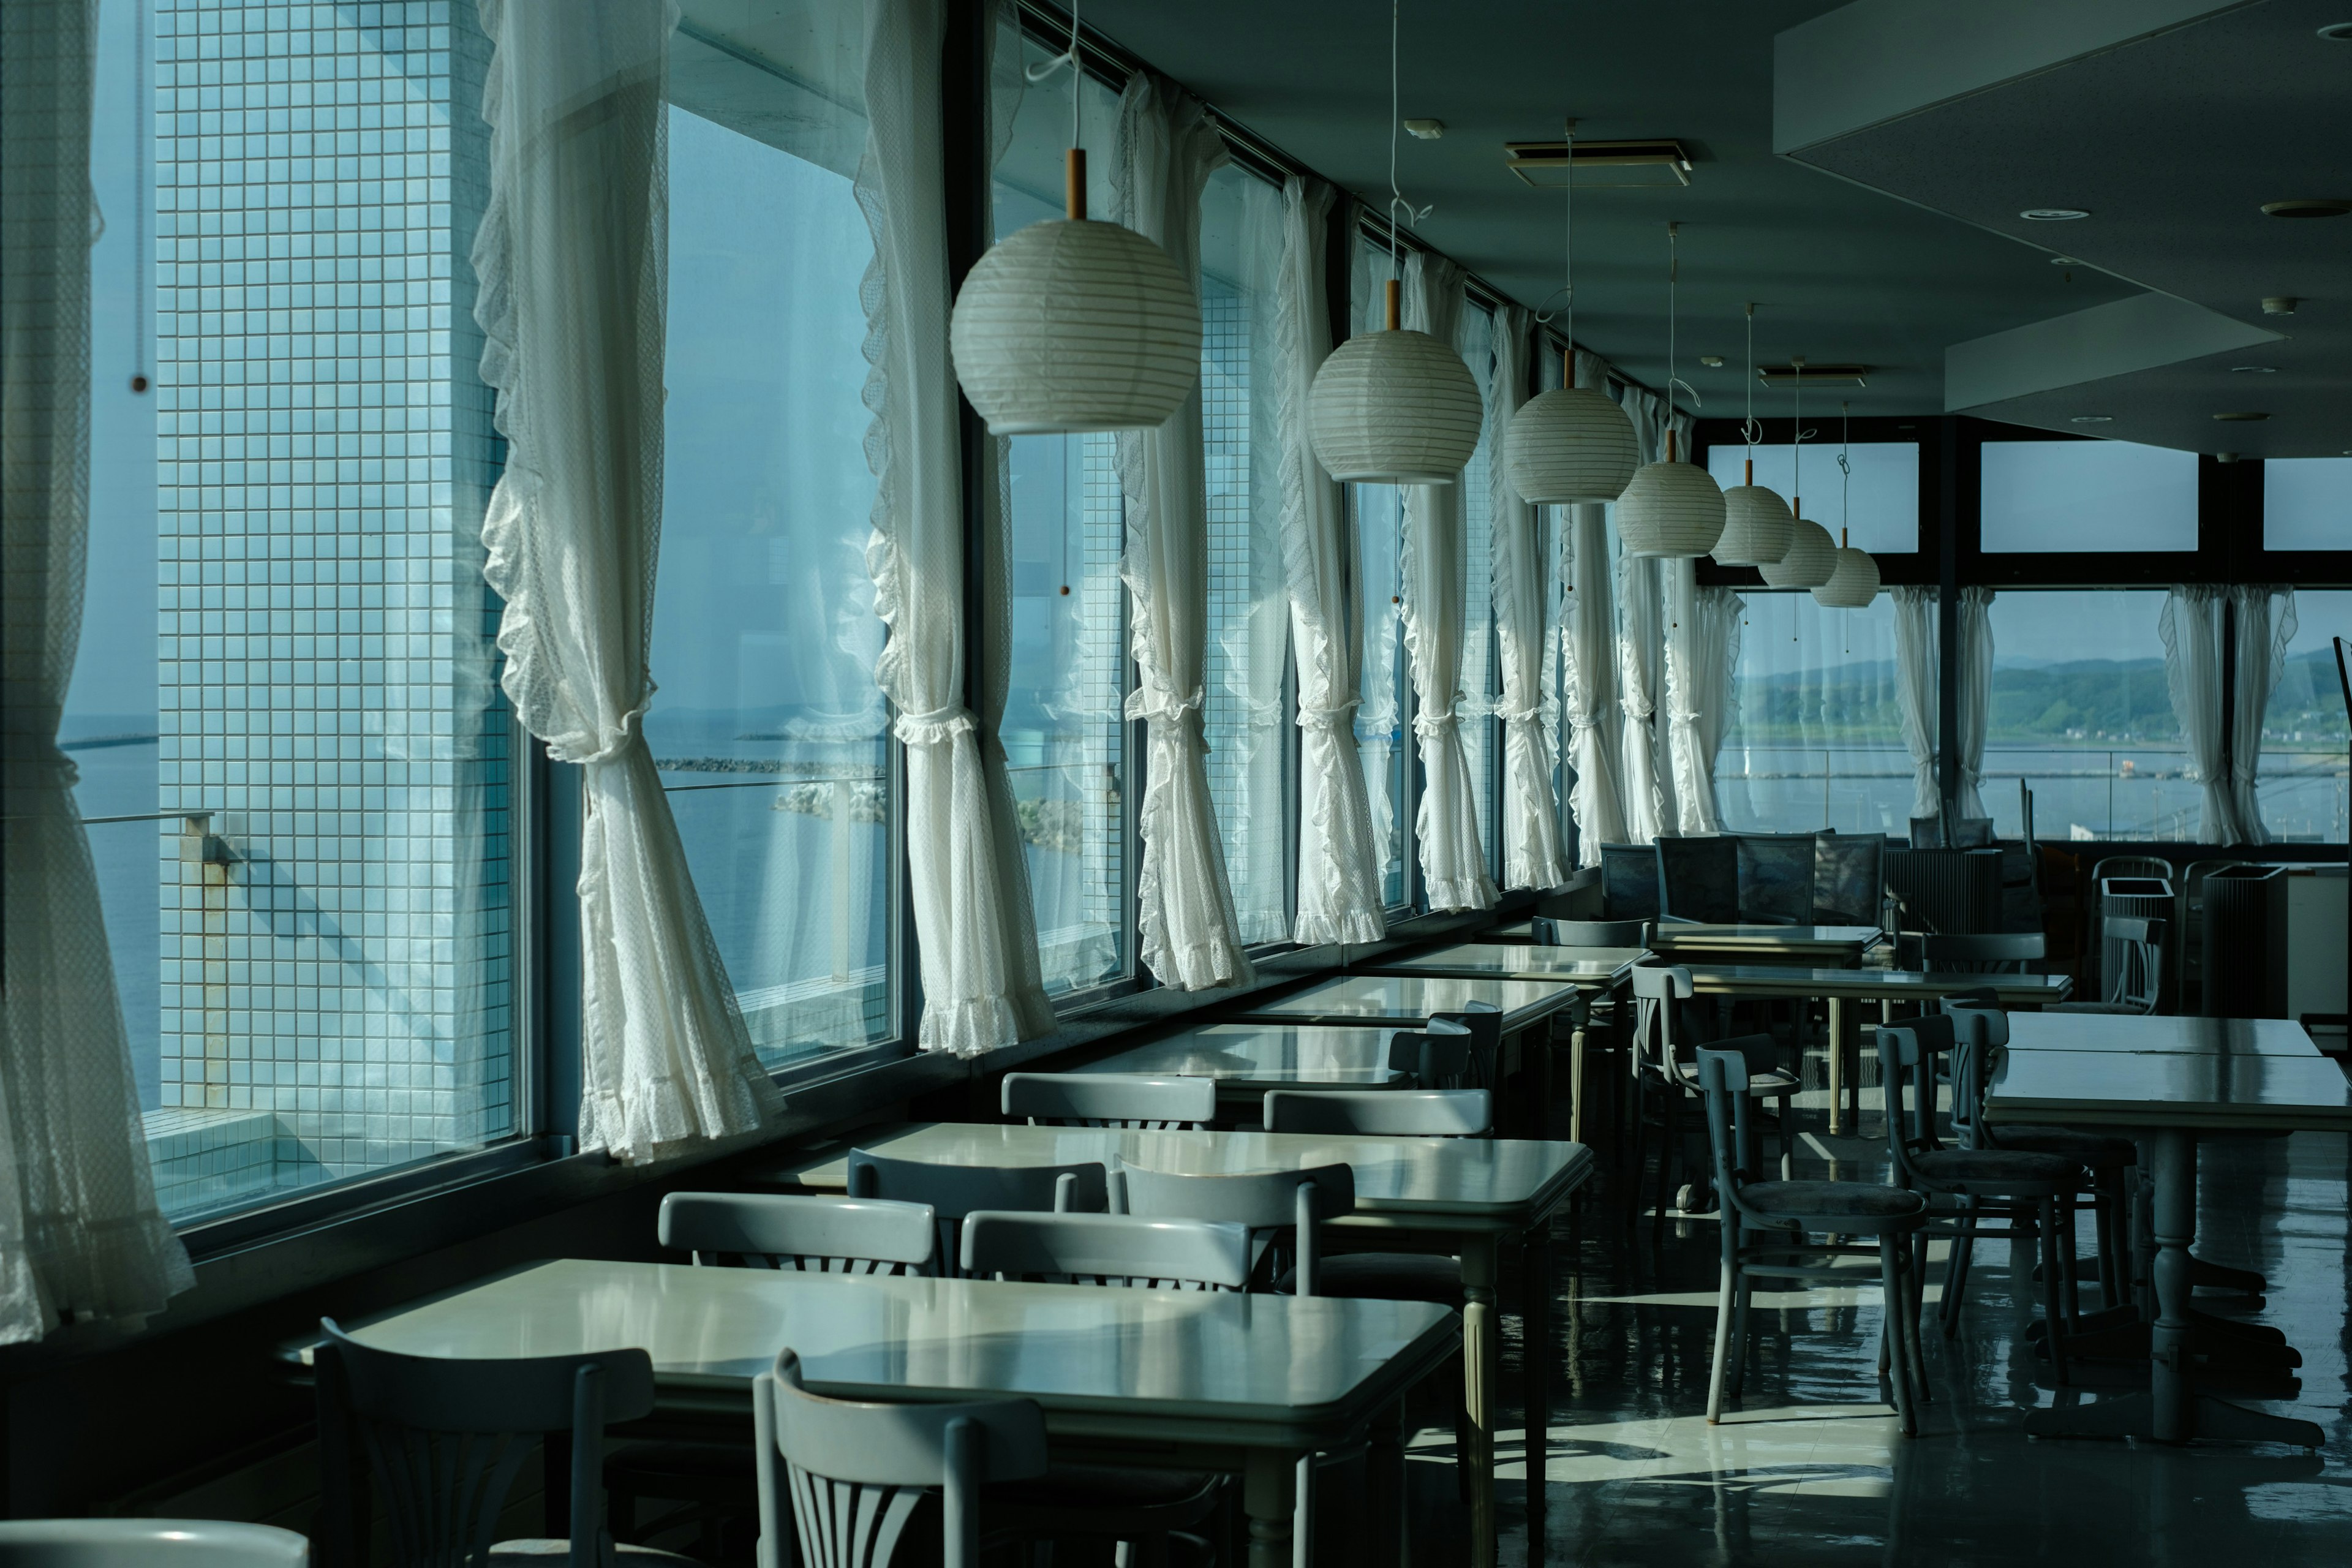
left=1117, top=77, right=1254, bottom=989
left=1489, top=307, right=1569, bottom=888
left=2228, top=585, right=2297, bottom=845
left=1891, top=586, right=1938, bottom=820
left=1, top=0, right=194, bottom=1343
left=1278, top=179, right=1385, bottom=943
left=2159, top=584, right=2241, bottom=843
left=475, top=0, right=780, bottom=1160
left=862, top=0, right=1051, bottom=1052
left=1611, top=388, right=1671, bottom=841
left=1400, top=253, right=1498, bottom=910
left=1561, top=356, right=1628, bottom=861
left=1665, top=573, right=1743, bottom=834
left=1955, top=586, right=1994, bottom=821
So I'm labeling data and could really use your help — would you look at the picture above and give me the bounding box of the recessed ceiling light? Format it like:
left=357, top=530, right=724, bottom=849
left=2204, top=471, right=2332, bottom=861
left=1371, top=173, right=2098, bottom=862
left=2261, top=198, right=2352, bottom=218
left=2070, top=415, right=2114, bottom=424
left=2213, top=411, right=2269, bottom=421
left=2231, top=365, right=2278, bottom=374
left=1699, top=355, right=1724, bottom=368
left=1403, top=118, right=1445, bottom=140
left=2319, top=21, right=2352, bottom=40
left=2020, top=208, right=2090, bottom=221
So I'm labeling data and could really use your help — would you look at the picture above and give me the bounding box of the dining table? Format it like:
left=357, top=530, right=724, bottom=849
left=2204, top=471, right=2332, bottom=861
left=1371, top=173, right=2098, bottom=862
left=1073, top=1024, right=1406, bottom=1117
left=763, top=1120, right=1595, bottom=1566
left=1487, top=919, right=1885, bottom=967
left=317, top=1257, right=1459, bottom=1568
left=1985, top=1017, right=2352, bottom=1449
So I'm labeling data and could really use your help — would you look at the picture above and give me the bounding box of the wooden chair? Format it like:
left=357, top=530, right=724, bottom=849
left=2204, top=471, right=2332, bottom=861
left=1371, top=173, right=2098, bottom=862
left=1629, top=965, right=1796, bottom=1232
left=2049, top=916, right=2165, bottom=1015
left=1001, top=1072, right=1215, bottom=1129
left=846, top=1150, right=1107, bottom=1273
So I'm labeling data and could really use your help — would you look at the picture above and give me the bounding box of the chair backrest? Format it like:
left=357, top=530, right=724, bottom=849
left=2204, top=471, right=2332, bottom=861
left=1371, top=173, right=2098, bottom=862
left=1872, top=1015, right=1960, bottom=1184
left=1655, top=837, right=1740, bottom=924
left=1940, top=1003, right=2010, bottom=1149
left=658, top=1193, right=938, bottom=1275
left=1907, top=816, right=1943, bottom=849
left=2092, top=854, right=2172, bottom=887
left=1385, top=1020, right=1473, bottom=1088
left=315, top=1319, right=655, bottom=1568
left=1599, top=843, right=1662, bottom=921
left=1691, top=1039, right=1797, bottom=1235
left=1427, top=1002, right=1503, bottom=1088
left=1948, top=816, right=1994, bottom=848
left=1000, top=1072, right=1216, bottom=1130
left=847, top=1151, right=1108, bottom=1275
left=2100, top=915, right=2166, bottom=1012
left=0, top=1523, right=308, bottom=1568
left=1918, top=932, right=2045, bottom=974
left=1735, top=834, right=1817, bottom=924
left=1812, top=832, right=1885, bottom=926
left=959, top=1212, right=1251, bottom=1291
left=756, top=1348, right=1047, bottom=1568
left=1262, top=1088, right=1493, bottom=1137
left=1627, top=963, right=1696, bottom=1080
left=1528, top=916, right=1649, bottom=948
left=1120, top=1162, right=1355, bottom=1294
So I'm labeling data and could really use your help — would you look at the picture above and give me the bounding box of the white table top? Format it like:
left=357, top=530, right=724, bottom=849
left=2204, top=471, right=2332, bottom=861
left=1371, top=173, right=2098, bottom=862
left=1678, top=963, right=2073, bottom=1006
left=2004, top=1012, right=2323, bottom=1057
left=1228, top=973, right=1578, bottom=1031
left=330, top=1259, right=1458, bottom=1443
left=1077, top=1025, right=1406, bottom=1089
left=770, top=1122, right=1594, bottom=1226
left=1363, top=944, right=1643, bottom=986
left=1985, top=1047, right=2352, bottom=1132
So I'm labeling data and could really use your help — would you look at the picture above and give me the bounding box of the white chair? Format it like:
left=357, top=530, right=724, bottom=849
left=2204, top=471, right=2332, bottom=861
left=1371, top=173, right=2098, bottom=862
left=0, top=1523, right=307, bottom=1568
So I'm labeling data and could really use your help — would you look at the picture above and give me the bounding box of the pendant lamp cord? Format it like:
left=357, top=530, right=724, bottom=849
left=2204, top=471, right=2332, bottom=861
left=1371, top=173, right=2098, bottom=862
left=1025, top=0, right=1084, bottom=154
left=1839, top=399, right=1853, bottom=531
left=1564, top=119, right=1575, bottom=351
left=1384, top=0, right=1432, bottom=282
left=1666, top=222, right=1698, bottom=417
left=1741, top=303, right=1761, bottom=453
left=1792, top=357, right=1803, bottom=511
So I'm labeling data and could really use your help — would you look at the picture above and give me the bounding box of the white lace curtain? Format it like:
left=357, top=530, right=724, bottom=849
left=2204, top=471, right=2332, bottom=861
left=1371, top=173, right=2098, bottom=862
left=1560, top=351, right=1627, bottom=862
left=1955, top=585, right=1993, bottom=821
left=1400, top=252, right=1498, bottom=910
left=2230, top=586, right=2297, bottom=845
left=1277, top=178, right=1385, bottom=944
left=1891, top=585, right=1939, bottom=821
left=1, top=0, right=195, bottom=1343
left=1116, top=75, right=1254, bottom=989
left=475, top=0, right=780, bottom=1161
left=1611, top=386, right=1672, bottom=841
left=1665, top=574, right=1743, bottom=835
left=861, top=0, right=1053, bottom=1052
left=1488, top=307, right=1570, bottom=889
left=2161, top=584, right=2241, bottom=843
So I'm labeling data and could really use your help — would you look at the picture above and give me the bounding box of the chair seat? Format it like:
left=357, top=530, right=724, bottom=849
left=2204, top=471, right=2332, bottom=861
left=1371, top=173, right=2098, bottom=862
left=1913, top=1147, right=2082, bottom=1193
left=1991, top=1127, right=2137, bottom=1169
left=1673, top=1063, right=1798, bottom=1097
left=491, top=1542, right=699, bottom=1567
left=989, top=1464, right=1221, bottom=1529
left=1277, top=1252, right=1463, bottom=1304
left=1738, top=1180, right=1926, bottom=1231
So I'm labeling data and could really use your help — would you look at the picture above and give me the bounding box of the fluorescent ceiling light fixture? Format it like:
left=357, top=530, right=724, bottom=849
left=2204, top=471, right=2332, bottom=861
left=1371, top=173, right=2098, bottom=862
left=2213, top=411, right=2269, bottom=421
left=1758, top=363, right=1867, bottom=386
left=2230, top=365, right=2278, bottom=374
left=1504, top=138, right=1694, bottom=188
left=2019, top=208, right=2089, bottom=221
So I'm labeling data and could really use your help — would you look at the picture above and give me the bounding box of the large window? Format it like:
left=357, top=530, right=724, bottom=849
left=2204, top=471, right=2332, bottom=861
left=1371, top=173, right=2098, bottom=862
left=1717, top=592, right=1910, bottom=833
left=651, top=17, right=892, bottom=1072
left=1457, top=303, right=1499, bottom=870
left=2260, top=589, right=2350, bottom=843
left=997, top=37, right=1129, bottom=992
left=1703, top=441, right=1919, bottom=554
left=1980, top=439, right=2198, bottom=553
left=69, top=0, right=517, bottom=1225
left=2263, top=458, right=2352, bottom=551
left=1984, top=590, right=2192, bottom=839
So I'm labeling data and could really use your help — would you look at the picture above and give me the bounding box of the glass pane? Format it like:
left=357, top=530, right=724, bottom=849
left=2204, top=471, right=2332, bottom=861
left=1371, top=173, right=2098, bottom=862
left=1985, top=589, right=2189, bottom=839
left=1457, top=305, right=1499, bottom=870
left=1980, top=439, right=2198, bottom=553
left=1199, top=164, right=1291, bottom=945
left=2258, top=589, right=2351, bottom=843
left=1702, top=442, right=1919, bottom=554
left=1717, top=593, right=1910, bottom=834
left=997, top=37, right=1128, bottom=992
left=70, top=1, right=517, bottom=1224
left=2263, top=458, right=2352, bottom=551
left=652, top=13, right=892, bottom=1074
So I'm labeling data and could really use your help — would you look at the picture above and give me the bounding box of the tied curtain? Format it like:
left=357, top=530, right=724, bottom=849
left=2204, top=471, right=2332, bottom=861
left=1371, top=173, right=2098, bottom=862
left=1891, top=585, right=1939, bottom=821
left=1559, top=351, right=1628, bottom=862
left=2160, top=584, right=2240, bottom=843
left=475, top=0, right=780, bottom=1160
left=1400, top=252, right=1498, bottom=911
left=1276, top=176, right=1385, bottom=944
left=1116, top=76, right=1254, bottom=989
left=859, top=0, right=1051, bottom=1052
left=1610, top=386, right=1673, bottom=841
left=1665, top=574, right=1744, bottom=835
left=1955, top=585, right=1993, bottom=821
left=1, top=0, right=194, bottom=1343
left=2229, top=586, right=2297, bottom=844
left=1488, top=307, right=1570, bottom=889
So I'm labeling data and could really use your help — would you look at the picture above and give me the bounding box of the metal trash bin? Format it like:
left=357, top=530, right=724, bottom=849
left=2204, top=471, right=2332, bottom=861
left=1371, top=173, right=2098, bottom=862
left=2100, top=875, right=2176, bottom=1012
left=2201, top=864, right=2290, bottom=1019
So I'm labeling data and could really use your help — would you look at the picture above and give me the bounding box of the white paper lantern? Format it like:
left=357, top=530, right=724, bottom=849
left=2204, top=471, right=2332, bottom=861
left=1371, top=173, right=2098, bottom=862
left=1505, top=386, right=1638, bottom=503
left=1617, top=454, right=1725, bottom=558
left=1308, top=325, right=1483, bottom=484
left=951, top=217, right=1202, bottom=435
left=1813, top=531, right=1882, bottom=608
left=1757, top=517, right=1838, bottom=589
left=1712, top=483, right=1794, bottom=566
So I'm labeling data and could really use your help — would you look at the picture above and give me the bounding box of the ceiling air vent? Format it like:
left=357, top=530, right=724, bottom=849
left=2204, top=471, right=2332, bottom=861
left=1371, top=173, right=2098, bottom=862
left=1504, top=138, right=1694, bottom=189
left=1758, top=364, right=1869, bottom=387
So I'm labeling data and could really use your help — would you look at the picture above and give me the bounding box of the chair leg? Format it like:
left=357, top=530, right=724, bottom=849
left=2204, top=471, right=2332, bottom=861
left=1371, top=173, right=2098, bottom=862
left=1901, top=1241, right=1934, bottom=1408
left=1879, top=1239, right=1917, bottom=1438
left=1728, top=1270, right=1755, bottom=1398
left=2037, top=1197, right=2070, bottom=1387
left=1706, top=1258, right=1737, bottom=1424
left=1940, top=1208, right=1977, bottom=1338
left=1627, top=1079, right=1650, bottom=1218
left=2093, top=1170, right=2123, bottom=1311
left=1651, top=1088, right=1680, bottom=1240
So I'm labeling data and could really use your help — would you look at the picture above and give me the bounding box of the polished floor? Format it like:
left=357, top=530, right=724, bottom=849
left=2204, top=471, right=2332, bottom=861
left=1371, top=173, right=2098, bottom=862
left=1397, top=1125, right=2352, bottom=1567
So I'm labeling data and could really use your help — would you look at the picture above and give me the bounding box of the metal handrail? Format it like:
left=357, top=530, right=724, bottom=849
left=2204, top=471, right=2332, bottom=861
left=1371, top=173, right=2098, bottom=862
left=81, top=809, right=213, bottom=826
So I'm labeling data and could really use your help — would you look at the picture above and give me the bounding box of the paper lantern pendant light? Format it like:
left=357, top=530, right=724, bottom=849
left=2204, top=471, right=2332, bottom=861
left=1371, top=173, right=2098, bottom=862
left=1617, top=429, right=1726, bottom=557
left=1813, top=527, right=1881, bottom=607
left=1713, top=458, right=1795, bottom=565
left=951, top=149, right=1202, bottom=435
left=1507, top=347, right=1638, bottom=502
left=1757, top=506, right=1838, bottom=588
left=1308, top=278, right=1484, bottom=484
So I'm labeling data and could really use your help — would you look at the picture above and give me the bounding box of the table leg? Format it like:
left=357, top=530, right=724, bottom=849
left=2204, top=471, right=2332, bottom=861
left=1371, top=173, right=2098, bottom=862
left=1826, top=996, right=1845, bottom=1137
left=1539, top=1023, right=1558, bottom=1141
left=1463, top=1234, right=1500, bottom=1568
left=1523, top=1224, right=1552, bottom=1528
left=1569, top=1024, right=1587, bottom=1147
left=1243, top=1449, right=1296, bottom=1568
